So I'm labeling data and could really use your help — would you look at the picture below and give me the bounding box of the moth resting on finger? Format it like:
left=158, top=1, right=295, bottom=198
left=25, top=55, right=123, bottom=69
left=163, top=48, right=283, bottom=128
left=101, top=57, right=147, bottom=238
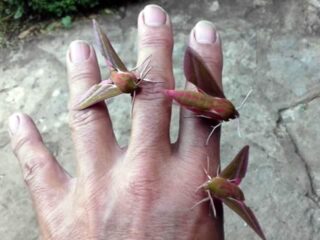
left=194, top=146, right=266, bottom=240
left=74, top=20, right=153, bottom=110
left=164, top=47, right=251, bottom=144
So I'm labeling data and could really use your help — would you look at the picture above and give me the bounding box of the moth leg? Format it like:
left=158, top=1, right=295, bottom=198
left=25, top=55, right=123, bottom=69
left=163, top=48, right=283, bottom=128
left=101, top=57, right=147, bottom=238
left=228, top=178, right=237, bottom=184
left=131, top=90, right=137, bottom=118
left=205, top=122, right=222, bottom=145
left=135, top=79, right=143, bottom=87
left=190, top=197, right=210, bottom=210
left=216, top=164, right=220, bottom=177
left=207, top=190, right=216, bottom=218
left=195, top=162, right=212, bottom=193
left=206, top=155, right=210, bottom=177
left=195, top=180, right=209, bottom=193
left=203, top=159, right=212, bottom=180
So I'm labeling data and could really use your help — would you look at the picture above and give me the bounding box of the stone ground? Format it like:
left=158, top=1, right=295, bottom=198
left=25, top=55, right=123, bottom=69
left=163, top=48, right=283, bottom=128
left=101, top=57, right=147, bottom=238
left=0, top=0, right=319, bottom=239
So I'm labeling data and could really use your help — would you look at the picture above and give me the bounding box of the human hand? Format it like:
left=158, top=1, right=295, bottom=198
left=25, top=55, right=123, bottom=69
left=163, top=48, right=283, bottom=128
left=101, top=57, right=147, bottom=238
left=9, top=4, right=225, bottom=240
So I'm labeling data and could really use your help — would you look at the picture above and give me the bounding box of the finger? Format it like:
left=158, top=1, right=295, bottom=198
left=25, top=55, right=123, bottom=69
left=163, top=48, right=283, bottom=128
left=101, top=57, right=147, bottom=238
left=129, top=5, right=174, bottom=157
left=9, top=113, right=69, bottom=200
left=67, top=40, right=120, bottom=176
left=177, top=21, right=223, bottom=174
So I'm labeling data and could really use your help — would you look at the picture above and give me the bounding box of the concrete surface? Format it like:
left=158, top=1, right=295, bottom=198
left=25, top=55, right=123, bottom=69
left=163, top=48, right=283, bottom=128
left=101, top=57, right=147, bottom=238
left=0, top=0, right=319, bottom=239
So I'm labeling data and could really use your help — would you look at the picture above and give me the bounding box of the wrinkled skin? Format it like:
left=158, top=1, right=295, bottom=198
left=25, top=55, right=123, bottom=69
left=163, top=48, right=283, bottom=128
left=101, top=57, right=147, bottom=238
left=8, top=5, right=226, bottom=240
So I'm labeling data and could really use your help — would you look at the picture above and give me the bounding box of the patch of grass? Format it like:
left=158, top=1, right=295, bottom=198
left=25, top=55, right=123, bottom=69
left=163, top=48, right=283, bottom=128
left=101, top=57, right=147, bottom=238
left=0, top=0, right=145, bottom=48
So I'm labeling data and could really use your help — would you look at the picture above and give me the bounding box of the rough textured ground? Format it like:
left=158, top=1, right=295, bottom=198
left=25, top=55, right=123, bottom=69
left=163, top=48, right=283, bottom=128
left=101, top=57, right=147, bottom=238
left=0, top=0, right=319, bottom=239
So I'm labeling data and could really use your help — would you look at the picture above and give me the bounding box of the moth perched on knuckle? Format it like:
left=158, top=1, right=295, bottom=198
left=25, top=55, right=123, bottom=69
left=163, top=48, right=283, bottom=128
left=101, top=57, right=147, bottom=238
left=74, top=20, right=157, bottom=111
left=165, top=47, right=251, bottom=144
left=194, top=146, right=266, bottom=240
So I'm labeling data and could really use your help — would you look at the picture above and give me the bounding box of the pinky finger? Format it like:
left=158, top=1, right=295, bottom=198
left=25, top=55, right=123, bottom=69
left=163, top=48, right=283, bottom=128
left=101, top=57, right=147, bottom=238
left=9, top=113, right=70, bottom=200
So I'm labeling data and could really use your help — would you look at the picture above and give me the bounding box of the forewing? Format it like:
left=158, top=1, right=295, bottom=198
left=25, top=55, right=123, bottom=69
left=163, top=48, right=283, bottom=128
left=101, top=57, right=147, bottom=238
left=93, top=19, right=128, bottom=72
left=222, top=198, right=266, bottom=240
left=184, top=47, right=225, bottom=98
left=220, top=145, right=249, bottom=185
left=74, top=81, right=122, bottom=110
left=163, top=89, right=224, bottom=121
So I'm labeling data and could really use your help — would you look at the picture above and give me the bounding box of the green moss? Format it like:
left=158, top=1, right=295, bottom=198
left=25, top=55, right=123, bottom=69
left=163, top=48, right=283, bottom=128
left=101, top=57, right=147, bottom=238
left=1, top=0, right=142, bottom=19
left=28, top=0, right=100, bottom=17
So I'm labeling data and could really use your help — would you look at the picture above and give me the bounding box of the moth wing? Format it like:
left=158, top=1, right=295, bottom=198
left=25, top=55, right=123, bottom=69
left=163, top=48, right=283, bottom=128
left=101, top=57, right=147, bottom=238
left=220, top=145, right=249, bottom=185
left=163, top=88, right=224, bottom=121
left=93, top=19, right=128, bottom=72
left=184, top=47, right=225, bottom=98
left=74, top=81, right=122, bottom=110
left=222, top=198, right=266, bottom=240
left=196, top=86, right=209, bottom=95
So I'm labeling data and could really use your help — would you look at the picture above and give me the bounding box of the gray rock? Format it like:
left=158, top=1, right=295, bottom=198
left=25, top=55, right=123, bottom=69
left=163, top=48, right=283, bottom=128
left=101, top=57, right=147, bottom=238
left=0, top=0, right=319, bottom=239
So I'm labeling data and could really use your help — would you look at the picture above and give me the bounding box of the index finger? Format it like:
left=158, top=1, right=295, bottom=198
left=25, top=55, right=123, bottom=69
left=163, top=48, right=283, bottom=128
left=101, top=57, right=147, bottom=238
left=66, top=40, right=120, bottom=177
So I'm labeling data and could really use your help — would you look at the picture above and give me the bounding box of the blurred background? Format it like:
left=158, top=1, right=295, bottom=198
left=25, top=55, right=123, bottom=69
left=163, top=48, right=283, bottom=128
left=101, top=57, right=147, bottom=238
left=0, top=0, right=319, bottom=239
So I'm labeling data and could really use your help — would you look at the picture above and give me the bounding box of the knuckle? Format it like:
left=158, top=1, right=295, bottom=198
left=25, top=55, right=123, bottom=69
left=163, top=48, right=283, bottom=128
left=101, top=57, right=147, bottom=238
left=127, top=176, right=160, bottom=201
left=12, top=136, right=36, bottom=156
left=22, top=155, right=48, bottom=186
left=137, top=67, right=173, bottom=102
left=140, top=32, right=173, bottom=50
left=137, top=82, right=167, bottom=102
left=147, top=64, right=171, bottom=81
left=69, top=65, right=95, bottom=83
left=69, top=108, right=105, bottom=130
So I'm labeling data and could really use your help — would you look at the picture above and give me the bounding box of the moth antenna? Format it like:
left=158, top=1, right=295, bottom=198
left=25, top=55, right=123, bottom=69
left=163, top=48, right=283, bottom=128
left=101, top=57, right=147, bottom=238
left=132, top=54, right=152, bottom=72
left=237, top=88, right=253, bottom=111
left=138, top=56, right=152, bottom=79
left=206, top=122, right=222, bottom=145
left=207, top=190, right=216, bottom=218
left=139, top=63, right=149, bottom=79
left=195, top=181, right=209, bottom=193
left=140, top=67, right=151, bottom=81
left=237, top=117, right=242, bottom=138
left=141, top=66, right=152, bottom=80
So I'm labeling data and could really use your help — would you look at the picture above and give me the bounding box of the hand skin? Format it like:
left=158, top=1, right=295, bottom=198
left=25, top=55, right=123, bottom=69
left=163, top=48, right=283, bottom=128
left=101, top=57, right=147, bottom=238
left=9, top=4, right=225, bottom=240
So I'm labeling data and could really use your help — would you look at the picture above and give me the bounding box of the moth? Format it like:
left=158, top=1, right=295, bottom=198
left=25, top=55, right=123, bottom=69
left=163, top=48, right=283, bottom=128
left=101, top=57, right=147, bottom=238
left=74, top=20, right=152, bottom=110
left=164, top=47, right=251, bottom=144
left=195, top=146, right=266, bottom=240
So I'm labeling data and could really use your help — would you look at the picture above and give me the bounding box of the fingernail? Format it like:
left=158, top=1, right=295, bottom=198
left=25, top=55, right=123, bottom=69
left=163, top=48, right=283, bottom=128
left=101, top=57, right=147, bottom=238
left=194, top=21, right=217, bottom=44
left=144, top=5, right=167, bottom=26
left=8, top=114, right=20, bottom=135
left=69, top=40, right=90, bottom=63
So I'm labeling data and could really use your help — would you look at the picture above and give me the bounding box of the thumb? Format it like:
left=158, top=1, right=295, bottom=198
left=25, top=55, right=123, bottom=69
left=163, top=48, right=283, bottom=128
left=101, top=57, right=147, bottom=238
left=9, top=113, right=69, bottom=204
